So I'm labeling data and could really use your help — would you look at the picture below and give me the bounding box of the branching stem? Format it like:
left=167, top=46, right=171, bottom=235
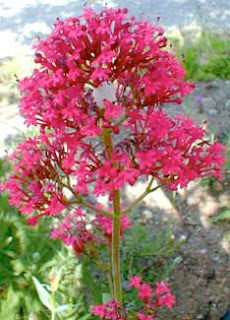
left=120, top=178, right=163, bottom=216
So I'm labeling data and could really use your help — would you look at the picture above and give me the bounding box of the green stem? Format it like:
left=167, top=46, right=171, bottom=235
left=106, top=270, right=114, bottom=299
left=48, top=161, right=113, bottom=218
left=51, top=291, right=56, bottom=320
left=100, top=128, right=123, bottom=302
left=120, top=179, right=163, bottom=216
left=63, top=181, right=113, bottom=218
left=78, top=198, right=113, bottom=218
left=112, top=189, right=122, bottom=302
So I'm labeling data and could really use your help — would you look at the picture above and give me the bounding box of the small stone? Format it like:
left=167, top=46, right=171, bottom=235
left=180, top=234, right=187, bottom=242
left=212, top=256, right=221, bottom=263
left=32, top=252, right=40, bottom=260
left=122, top=280, right=131, bottom=292
left=200, top=249, right=207, bottom=254
left=170, top=234, right=175, bottom=240
left=207, top=108, right=218, bottom=116
left=174, top=256, right=183, bottom=264
left=143, top=209, right=153, bottom=219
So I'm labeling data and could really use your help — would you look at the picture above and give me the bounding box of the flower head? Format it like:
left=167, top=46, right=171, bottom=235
left=2, top=7, right=225, bottom=257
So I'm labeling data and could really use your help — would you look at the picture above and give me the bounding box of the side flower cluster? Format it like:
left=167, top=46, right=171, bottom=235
left=93, top=300, right=125, bottom=320
left=93, top=275, right=176, bottom=319
left=51, top=209, right=131, bottom=256
left=130, top=275, right=176, bottom=315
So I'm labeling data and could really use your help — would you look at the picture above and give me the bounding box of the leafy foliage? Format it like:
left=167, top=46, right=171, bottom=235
left=202, top=54, right=230, bottom=79
left=210, top=208, right=230, bottom=224
left=0, top=157, right=89, bottom=319
left=121, top=223, right=180, bottom=282
left=172, top=31, right=230, bottom=80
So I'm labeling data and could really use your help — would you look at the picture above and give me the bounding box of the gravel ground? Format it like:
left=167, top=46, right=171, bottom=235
left=0, top=0, right=230, bottom=58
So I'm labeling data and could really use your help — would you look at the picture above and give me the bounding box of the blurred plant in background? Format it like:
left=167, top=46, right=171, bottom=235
left=171, top=31, right=230, bottom=81
left=0, top=57, right=34, bottom=107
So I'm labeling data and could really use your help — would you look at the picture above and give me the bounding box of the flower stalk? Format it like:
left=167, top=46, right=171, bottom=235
left=112, top=189, right=122, bottom=302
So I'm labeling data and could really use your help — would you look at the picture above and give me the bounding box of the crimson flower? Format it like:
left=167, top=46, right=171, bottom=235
left=1, top=7, right=225, bottom=254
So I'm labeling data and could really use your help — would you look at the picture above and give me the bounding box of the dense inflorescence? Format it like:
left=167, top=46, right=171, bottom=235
left=2, top=7, right=225, bottom=251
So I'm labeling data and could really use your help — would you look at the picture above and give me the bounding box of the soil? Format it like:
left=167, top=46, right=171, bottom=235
left=126, top=79, right=230, bottom=319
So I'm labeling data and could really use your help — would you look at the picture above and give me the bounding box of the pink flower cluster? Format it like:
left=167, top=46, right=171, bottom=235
left=93, top=300, right=124, bottom=320
left=1, top=7, right=225, bottom=248
left=51, top=209, right=95, bottom=255
left=19, top=8, right=192, bottom=129
left=130, top=275, right=176, bottom=316
left=94, top=213, right=132, bottom=239
left=51, top=209, right=131, bottom=255
left=93, top=276, right=176, bottom=319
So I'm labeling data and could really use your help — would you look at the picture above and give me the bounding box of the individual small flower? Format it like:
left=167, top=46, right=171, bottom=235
left=93, top=304, right=107, bottom=318
left=103, top=100, right=123, bottom=121
left=26, top=215, right=40, bottom=226
left=155, top=281, right=176, bottom=309
left=138, top=283, right=152, bottom=301
left=155, top=281, right=170, bottom=296
left=129, top=275, right=142, bottom=289
left=157, top=291, right=176, bottom=309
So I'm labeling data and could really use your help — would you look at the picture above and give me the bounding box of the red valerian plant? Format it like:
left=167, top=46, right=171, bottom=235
left=2, top=7, right=225, bottom=319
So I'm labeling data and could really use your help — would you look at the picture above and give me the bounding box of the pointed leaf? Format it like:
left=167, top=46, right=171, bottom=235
left=54, top=304, right=69, bottom=312
left=78, top=314, right=91, bottom=320
left=32, top=276, right=52, bottom=310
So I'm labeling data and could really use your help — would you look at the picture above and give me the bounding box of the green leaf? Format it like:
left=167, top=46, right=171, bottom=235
left=55, top=302, right=81, bottom=313
left=102, top=292, right=111, bottom=304
left=78, top=313, right=92, bottom=320
left=55, top=304, right=70, bottom=312
left=32, top=276, right=52, bottom=311
left=210, top=208, right=230, bottom=223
